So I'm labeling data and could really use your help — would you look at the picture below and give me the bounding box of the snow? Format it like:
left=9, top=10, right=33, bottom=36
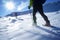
left=0, top=11, right=60, bottom=40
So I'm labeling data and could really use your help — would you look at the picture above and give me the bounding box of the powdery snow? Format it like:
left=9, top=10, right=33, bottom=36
left=0, top=11, right=60, bottom=40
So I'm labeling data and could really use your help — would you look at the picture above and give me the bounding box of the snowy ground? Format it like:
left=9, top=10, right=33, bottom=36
left=0, top=11, right=60, bottom=40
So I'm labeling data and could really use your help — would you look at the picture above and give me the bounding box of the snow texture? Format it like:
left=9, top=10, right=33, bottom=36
left=0, top=11, right=60, bottom=40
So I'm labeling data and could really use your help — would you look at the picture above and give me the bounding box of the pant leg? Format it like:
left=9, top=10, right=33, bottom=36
left=37, top=4, right=50, bottom=24
left=33, top=6, right=37, bottom=24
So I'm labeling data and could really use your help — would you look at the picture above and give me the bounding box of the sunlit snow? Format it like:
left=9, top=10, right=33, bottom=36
left=0, top=11, right=60, bottom=40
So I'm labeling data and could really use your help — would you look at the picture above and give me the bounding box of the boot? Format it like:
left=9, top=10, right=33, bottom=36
left=44, top=23, right=51, bottom=26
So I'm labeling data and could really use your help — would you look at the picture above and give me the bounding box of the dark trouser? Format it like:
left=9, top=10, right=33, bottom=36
left=33, top=4, right=50, bottom=24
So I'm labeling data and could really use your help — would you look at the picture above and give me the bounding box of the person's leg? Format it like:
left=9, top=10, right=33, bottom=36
left=38, top=4, right=50, bottom=26
left=33, top=6, right=37, bottom=25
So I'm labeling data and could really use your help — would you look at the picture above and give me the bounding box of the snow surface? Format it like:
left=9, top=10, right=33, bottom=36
left=0, top=11, right=60, bottom=40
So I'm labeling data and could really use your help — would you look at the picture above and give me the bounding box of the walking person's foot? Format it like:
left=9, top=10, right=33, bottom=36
left=33, top=23, right=37, bottom=26
left=44, top=23, right=51, bottom=26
